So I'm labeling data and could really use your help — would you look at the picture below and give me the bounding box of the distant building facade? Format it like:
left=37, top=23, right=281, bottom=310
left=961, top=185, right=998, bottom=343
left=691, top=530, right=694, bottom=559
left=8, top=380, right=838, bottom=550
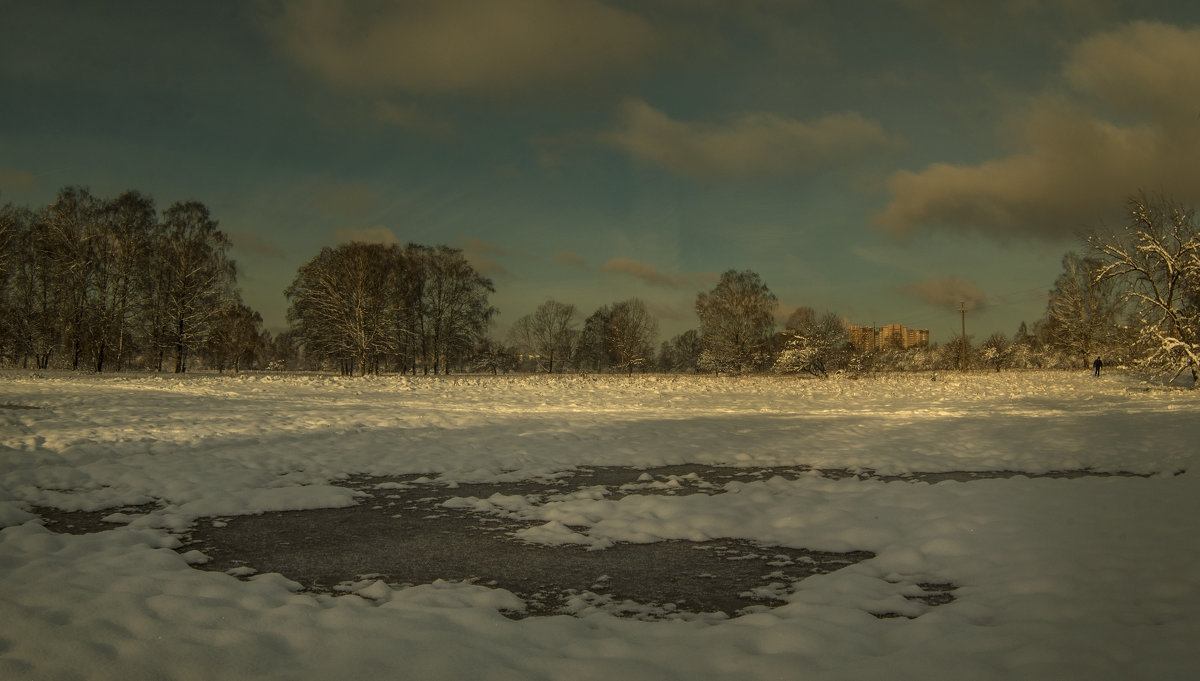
left=847, top=324, right=930, bottom=352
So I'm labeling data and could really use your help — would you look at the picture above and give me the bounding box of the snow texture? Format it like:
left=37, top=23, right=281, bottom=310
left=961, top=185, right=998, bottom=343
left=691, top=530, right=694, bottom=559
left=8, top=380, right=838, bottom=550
left=2, top=370, right=1198, bottom=680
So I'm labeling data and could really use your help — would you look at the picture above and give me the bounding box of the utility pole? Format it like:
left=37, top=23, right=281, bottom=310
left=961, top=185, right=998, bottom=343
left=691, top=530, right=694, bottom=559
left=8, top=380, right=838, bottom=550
left=959, top=302, right=967, bottom=371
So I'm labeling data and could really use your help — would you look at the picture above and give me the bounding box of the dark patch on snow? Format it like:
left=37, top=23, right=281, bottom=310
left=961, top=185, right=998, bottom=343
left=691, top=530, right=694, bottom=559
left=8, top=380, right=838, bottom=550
left=176, top=472, right=878, bottom=619
left=871, top=582, right=960, bottom=619
left=32, top=502, right=162, bottom=535
left=41, top=463, right=1155, bottom=620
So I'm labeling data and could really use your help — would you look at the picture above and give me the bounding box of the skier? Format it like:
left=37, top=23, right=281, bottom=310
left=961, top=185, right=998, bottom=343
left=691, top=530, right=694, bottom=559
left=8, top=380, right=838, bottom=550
left=1093, top=356, right=1102, bottom=377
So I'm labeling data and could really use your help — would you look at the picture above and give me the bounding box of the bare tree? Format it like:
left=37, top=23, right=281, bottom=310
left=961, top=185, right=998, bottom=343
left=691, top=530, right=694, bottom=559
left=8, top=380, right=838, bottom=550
left=0, top=188, right=261, bottom=372
left=607, top=298, right=658, bottom=375
left=0, top=201, right=20, bottom=363
left=89, top=191, right=156, bottom=371
left=469, top=337, right=518, bottom=375
left=204, top=301, right=263, bottom=373
left=286, top=242, right=404, bottom=376
left=574, top=305, right=612, bottom=373
left=422, top=246, right=495, bottom=374
left=285, top=243, right=492, bottom=376
left=696, top=270, right=777, bottom=374
left=661, top=329, right=702, bottom=373
left=157, top=201, right=237, bottom=373
left=43, top=187, right=102, bottom=370
left=0, top=201, right=15, bottom=289
left=508, top=299, right=578, bottom=373
left=393, top=244, right=429, bottom=375
left=1043, top=251, right=1124, bottom=367
left=5, top=206, right=62, bottom=368
left=1089, top=194, right=1200, bottom=382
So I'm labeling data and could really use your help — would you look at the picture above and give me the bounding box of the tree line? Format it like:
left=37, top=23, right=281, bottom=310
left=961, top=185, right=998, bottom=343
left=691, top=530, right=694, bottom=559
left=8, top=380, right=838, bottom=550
left=3, top=188, right=1197, bottom=381
left=0, top=187, right=248, bottom=373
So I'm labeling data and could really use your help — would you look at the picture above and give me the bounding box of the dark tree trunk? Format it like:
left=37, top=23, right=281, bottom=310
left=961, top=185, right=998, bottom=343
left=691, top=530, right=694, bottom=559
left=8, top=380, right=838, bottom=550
left=175, top=319, right=186, bottom=373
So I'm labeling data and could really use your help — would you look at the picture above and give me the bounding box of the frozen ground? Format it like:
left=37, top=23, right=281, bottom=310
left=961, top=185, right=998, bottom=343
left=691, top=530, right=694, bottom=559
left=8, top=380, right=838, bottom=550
left=2, top=370, right=1198, bottom=680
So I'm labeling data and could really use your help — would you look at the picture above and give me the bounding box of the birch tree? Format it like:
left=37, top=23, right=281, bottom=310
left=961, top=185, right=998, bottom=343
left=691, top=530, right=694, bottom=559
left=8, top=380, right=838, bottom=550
left=43, top=186, right=101, bottom=370
left=90, top=191, right=156, bottom=371
left=157, top=201, right=236, bottom=373
left=422, top=246, right=495, bottom=374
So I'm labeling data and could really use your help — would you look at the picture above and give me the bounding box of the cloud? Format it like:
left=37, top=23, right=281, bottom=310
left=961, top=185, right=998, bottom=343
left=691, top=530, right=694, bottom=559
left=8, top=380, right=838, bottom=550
left=460, top=237, right=516, bottom=280
left=230, top=232, right=285, bottom=259
left=597, top=99, right=897, bottom=180
left=644, top=300, right=691, bottom=324
left=898, top=277, right=988, bottom=312
left=0, top=167, right=37, bottom=193
left=554, top=251, right=587, bottom=268
left=598, top=257, right=700, bottom=289
left=333, top=225, right=398, bottom=245
left=1063, top=20, right=1200, bottom=120
left=267, top=0, right=657, bottom=96
left=877, top=21, right=1200, bottom=240
left=464, top=254, right=513, bottom=281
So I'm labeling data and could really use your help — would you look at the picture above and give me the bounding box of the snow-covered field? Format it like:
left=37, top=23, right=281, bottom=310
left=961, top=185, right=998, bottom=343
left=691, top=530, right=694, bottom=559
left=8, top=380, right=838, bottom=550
left=2, top=370, right=1198, bottom=680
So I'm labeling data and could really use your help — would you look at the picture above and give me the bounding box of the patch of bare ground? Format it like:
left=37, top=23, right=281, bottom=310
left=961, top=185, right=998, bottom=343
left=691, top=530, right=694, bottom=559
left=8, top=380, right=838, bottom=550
left=34, top=465, right=1155, bottom=620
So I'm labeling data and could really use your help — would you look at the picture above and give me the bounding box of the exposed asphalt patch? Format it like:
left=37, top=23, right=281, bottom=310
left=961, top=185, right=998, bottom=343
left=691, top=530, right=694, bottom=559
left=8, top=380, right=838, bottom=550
left=34, top=465, right=1150, bottom=621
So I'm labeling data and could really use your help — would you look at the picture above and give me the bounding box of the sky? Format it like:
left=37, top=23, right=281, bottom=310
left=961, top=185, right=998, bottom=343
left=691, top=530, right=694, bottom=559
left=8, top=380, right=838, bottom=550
left=4, top=1, right=1200, bottom=344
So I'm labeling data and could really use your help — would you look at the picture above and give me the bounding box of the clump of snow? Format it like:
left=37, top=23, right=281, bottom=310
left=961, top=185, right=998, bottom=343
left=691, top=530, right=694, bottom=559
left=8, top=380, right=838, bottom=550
left=513, top=520, right=614, bottom=550
left=1, top=370, right=1198, bottom=680
left=179, top=549, right=210, bottom=564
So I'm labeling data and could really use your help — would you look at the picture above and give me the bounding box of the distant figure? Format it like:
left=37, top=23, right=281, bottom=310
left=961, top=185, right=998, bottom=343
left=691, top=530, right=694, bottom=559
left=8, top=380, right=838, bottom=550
left=1093, top=356, right=1103, bottom=377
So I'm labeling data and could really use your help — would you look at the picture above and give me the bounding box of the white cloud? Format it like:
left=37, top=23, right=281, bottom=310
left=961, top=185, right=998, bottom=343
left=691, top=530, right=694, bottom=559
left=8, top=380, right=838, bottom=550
left=877, top=21, right=1200, bottom=240
left=599, top=257, right=689, bottom=288
left=598, top=99, right=897, bottom=180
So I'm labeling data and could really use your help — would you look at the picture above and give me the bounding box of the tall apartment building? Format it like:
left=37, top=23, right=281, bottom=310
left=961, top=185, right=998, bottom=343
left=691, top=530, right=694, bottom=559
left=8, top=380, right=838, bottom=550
left=847, top=323, right=930, bottom=351
left=847, top=325, right=876, bottom=351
